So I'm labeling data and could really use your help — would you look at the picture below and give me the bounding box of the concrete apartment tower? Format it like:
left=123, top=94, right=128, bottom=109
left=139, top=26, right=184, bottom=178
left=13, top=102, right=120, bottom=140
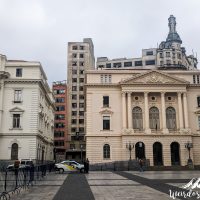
left=66, top=38, right=95, bottom=161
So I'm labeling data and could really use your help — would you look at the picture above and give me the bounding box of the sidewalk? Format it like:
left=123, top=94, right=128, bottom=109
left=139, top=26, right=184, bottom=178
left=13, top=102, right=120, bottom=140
left=12, top=173, right=68, bottom=200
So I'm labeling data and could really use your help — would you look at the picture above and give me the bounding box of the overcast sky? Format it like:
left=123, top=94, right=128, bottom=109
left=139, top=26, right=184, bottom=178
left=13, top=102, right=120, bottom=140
left=0, top=0, right=200, bottom=84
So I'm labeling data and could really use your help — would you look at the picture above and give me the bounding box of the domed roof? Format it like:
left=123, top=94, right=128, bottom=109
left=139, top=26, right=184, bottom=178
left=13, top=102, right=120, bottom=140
left=166, top=15, right=182, bottom=44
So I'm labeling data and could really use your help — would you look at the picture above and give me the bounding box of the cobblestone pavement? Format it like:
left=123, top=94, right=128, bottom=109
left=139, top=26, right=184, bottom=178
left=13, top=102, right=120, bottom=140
left=11, top=171, right=200, bottom=200
left=11, top=172, right=68, bottom=200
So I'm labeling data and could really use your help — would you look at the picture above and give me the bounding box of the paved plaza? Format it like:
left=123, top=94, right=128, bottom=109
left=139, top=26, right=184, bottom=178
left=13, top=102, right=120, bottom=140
left=11, top=171, right=200, bottom=200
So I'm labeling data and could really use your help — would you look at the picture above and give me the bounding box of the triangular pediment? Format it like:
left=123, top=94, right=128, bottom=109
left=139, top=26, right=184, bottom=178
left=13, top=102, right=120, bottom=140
left=99, top=108, right=113, bottom=115
left=120, top=70, right=189, bottom=85
left=9, top=107, right=24, bottom=112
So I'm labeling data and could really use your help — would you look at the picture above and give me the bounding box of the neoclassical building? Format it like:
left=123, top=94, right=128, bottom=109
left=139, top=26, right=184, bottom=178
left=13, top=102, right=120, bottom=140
left=85, top=16, right=200, bottom=167
left=0, top=54, right=55, bottom=163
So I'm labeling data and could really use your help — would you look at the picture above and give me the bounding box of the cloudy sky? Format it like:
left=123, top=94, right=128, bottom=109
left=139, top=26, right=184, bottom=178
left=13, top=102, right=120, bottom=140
left=0, top=0, right=200, bottom=84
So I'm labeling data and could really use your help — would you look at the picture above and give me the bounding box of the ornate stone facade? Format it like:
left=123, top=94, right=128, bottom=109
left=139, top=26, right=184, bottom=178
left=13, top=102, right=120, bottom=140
left=85, top=69, right=200, bottom=166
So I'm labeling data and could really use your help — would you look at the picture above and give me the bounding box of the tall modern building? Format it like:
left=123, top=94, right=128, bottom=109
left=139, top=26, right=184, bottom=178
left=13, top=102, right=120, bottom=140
left=52, top=80, right=68, bottom=161
left=85, top=15, right=200, bottom=167
left=66, top=38, right=95, bottom=161
left=0, top=54, right=55, bottom=163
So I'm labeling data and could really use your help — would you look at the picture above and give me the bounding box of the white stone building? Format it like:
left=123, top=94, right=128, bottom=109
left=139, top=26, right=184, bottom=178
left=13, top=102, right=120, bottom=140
left=0, top=54, right=55, bottom=162
left=85, top=16, right=200, bottom=167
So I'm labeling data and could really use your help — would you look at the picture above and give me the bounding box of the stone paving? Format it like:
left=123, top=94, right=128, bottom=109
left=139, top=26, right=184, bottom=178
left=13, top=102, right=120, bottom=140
left=10, top=170, right=200, bottom=200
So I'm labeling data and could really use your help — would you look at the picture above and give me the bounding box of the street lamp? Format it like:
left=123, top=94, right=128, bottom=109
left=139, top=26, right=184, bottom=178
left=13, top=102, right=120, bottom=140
left=80, top=144, right=84, bottom=163
left=185, top=141, right=193, bottom=164
left=126, top=142, right=134, bottom=160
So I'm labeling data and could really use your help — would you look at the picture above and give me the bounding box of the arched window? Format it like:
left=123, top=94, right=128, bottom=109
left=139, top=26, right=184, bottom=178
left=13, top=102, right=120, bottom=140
left=103, top=144, right=110, bottom=159
left=11, top=143, right=18, bottom=160
left=166, top=107, right=176, bottom=130
left=132, top=107, right=143, bottom=130
left=149, top=107, right=160, bottom=129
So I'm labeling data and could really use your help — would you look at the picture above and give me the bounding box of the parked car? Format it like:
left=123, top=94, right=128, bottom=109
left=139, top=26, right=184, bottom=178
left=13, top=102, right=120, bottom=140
left=55, top=160, right=84, bottom=173
left=6, top=160, right=33, bottom=171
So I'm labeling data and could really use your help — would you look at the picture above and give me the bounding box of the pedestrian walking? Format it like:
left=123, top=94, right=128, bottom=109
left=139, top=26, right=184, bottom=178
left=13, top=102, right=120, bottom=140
left=29, top=163, right=34, bottom=186
left=86, top=158, right=89, bottom=173
left=139, top=159, right=143, bottom=172
left=83, top=160, right=87, bottom=173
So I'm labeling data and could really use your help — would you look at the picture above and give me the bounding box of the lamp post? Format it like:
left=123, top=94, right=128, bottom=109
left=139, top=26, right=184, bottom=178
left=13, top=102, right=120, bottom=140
left=80, top=144, right=83, bottom=163
left=126, top=142, right=134, bottom=160
left=185, top=141, right=193, bottom=165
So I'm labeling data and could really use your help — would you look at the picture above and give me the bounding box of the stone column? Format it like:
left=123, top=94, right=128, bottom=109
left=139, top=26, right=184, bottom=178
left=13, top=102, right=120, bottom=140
left=178, top=92, right=183, bottom=129
left=127, top=93, right=132, bottom=129
left=183, top=93, right=189, bottom=129
left=161, top=92, right=168, bottom=133
left=0, top=80, right=4, bottom=132
left=122, top=92, right=127, bottom=129
left=144, top=92, right=150, bottom=133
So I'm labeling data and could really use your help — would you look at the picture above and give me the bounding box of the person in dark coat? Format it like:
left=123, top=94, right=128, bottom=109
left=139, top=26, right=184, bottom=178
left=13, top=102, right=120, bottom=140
left=86, top=158, right=89, bottom=173
left=29, top=163, right=34, bottom=186
left=139, top=159, right=143, bottom=172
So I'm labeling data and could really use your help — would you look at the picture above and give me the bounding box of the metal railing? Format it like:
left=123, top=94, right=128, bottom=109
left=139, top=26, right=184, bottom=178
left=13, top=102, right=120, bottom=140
left=0, top=163, right=55, bottom=200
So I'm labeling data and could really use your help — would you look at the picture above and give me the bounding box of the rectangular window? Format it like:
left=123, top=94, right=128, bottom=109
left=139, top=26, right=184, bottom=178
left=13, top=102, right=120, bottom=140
left=54, top=89, right=65, bottom=94
left=55, top=123, right=65, bottom=128
left=72, top=61, right=77, bottom=66
left=198, top=116, right=200, bottom=129
left=166, top=52, right=170, bottom=57
left=72, top=111, right=77, bottom=116
left=80, top=46, right=84, bottom=50
left=71, top=128, right=76, bottom=133
left=146, top=51, right=153, bottom=56
left=71, top=119, right=77, bottom=124
left=72, top=70, right=77, bottom=74
left=55, top=115, right=65, bottom=120
left=79, top=103, right=84, bottom=108
left=80, top=78, right=84, bottom=83
left=160, top=61, right=163, bottom=66
left=13, top=114, right=20, bottom=128
left=72, top=103, right=77, bottom=108
left=145, top=60, right=155, bottom=65
left=79, top=111, right=84, bottom=116
left=72, top=78, right=77, bottom=83
left=177, top=53, right=181, bottom=59
left=135, top=61, right=143, bottom=66
left=56, top=98, right=65, bottom=103
left=80, top=70, right=84, bottom=74
left=124, top=62, right=132, bottom=67
left=79, top=119, right=84, bottom=124
left=72, top=95, right=77, bottom=100
left=113, top=63, right=121, bottom=68
left=166, top=60, right=171, bottom=65
left=14, top=90, right=22, bottom=102
left=79, top=95, right=84, bottom=100
left=72, top=53, right=77, bottom=58
left=197, top=97, right=200, bottom=107
left=106, top=63, right=111, bottom=68
left=79, top=86, right=84, bottom=91
left=79, top=54, right=84, bottom=58
left=16, top=68, right=22, bottom=77
left=103, top=116, right=110, bottom=130
left=103, top=96, right=109, bottom=107
left=72, top=46, right=78, bottom=50
left=197, top=75, right=199, bottom=84
left=159, top=53, right=163, bottom=58
left=56, top=106, right=65, bottom=111
left=193, top=75, right=196, bottom=84
left=80, top=62, right=84, bottom=66
left=54, top=141, right=64, bottom=147
left=72, top=86, right=77, bottom=91
left=54, top=131, right=64, bottom=137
